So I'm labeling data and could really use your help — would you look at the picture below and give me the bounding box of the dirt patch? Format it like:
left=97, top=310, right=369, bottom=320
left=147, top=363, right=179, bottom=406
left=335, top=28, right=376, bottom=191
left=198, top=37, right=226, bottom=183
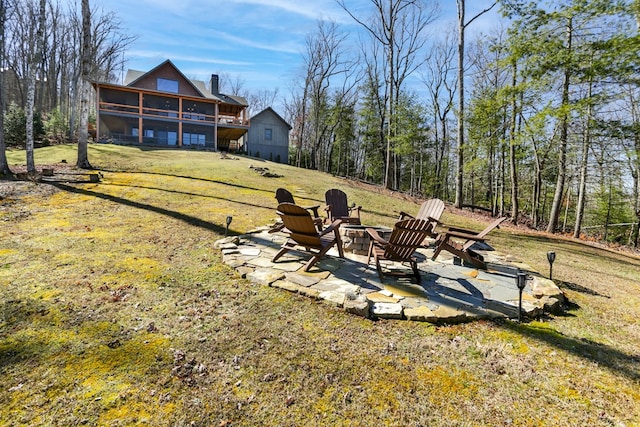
left=0, top=163, right=96, bottom=201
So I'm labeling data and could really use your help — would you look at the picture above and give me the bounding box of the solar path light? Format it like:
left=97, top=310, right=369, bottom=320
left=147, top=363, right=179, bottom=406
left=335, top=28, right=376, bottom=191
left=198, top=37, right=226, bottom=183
left=516, top=272, right=527, bottom=323
left=225, top=215, right=233, bottom=237
left=547, top=251, right=556, bottom=281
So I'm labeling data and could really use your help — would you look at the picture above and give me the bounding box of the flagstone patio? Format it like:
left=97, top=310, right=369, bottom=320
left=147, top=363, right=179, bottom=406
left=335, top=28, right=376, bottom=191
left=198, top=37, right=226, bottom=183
left=215, top=227, right=565, bottom=324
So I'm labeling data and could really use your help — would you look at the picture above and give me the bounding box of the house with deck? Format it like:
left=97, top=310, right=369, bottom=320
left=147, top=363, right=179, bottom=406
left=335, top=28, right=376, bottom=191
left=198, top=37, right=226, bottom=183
left=91, top=60, right=249, bottom=151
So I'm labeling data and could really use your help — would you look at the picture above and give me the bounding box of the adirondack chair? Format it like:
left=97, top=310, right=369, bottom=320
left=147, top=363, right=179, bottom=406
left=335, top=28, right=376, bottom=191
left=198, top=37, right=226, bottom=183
left=276, top=188, right=321, bottom=220
left=366, top=218, right=434, bottom=284
left=324, top=189, right=361, bottom=225
left=270, top=188, right=322, bottom=233
left=398, top=198, right=445, bottom=237
left=431, top=217, right=507, bottom=269
left=272, top=203, right=344, bottom=271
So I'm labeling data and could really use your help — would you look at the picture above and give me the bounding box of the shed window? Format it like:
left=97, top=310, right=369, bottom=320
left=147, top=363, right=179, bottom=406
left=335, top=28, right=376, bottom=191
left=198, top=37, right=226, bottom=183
left=157, top=78, right=178, bottom=93
left=265, top=128, right=272, bottom=141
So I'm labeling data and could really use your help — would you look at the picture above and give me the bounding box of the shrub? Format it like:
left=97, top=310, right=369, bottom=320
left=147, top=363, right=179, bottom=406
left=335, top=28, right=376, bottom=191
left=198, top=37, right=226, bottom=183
left=4, top=103, right=45, bottom=147
left=43, top=107, right=68, bottom=143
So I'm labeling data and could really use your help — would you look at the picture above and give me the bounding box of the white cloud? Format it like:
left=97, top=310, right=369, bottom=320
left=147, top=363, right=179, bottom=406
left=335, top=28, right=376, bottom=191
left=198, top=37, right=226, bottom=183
left=227, top=0, right=353, bottom=23
left=127, top=50, right=254, bottom=67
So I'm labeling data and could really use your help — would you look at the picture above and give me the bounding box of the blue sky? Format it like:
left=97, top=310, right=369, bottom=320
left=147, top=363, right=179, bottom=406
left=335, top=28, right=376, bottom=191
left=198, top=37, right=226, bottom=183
left=94, top=0, right=502, bottom=97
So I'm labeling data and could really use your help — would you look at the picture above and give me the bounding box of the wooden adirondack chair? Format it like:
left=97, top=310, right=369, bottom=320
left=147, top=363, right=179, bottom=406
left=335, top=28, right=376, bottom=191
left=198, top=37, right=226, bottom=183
left=276, top=188, right=321, bottom=219
left=271, top=188, right=322, bottom=232
left=398, top=198, right=445, bottom=237
left=272, top=203, right=344, bottom=271
left=366, top=218, right=433, bottom=283
left=324, top=189, right=361, bottom=225
left=431, top=217, right=507, bottom=269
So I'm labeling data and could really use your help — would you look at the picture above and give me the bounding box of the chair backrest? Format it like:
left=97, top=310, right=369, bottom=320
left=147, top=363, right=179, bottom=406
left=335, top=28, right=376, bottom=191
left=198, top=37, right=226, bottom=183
left=476, top=217, right=506, bottom=239
left=325, top=189, right=350, bottom=219
left=462, top=217, right=507, bottom=250
left=416, top=198, right=445, bottom=222
left=276, top=203, right=322, bottom=247
left=275, top=188, right=295, bottom=204
left=384, top=219, right=432, bottom=261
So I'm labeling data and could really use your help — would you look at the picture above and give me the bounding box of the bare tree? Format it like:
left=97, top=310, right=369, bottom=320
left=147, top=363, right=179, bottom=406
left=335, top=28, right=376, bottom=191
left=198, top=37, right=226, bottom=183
left=247, top=88, right=280, bottom=117
left=454, top=0, right=498, bottom=208
left=25, top=0, right=45, bottom=174
left=421, top=30, right=457, bottom=198
left=76, top=0, right=91, bottom=168
left=338, top=0, right=439, bottom=189
left=0, top=0, right=13, bottom=177
left=296, top=20, right=349, bottom=171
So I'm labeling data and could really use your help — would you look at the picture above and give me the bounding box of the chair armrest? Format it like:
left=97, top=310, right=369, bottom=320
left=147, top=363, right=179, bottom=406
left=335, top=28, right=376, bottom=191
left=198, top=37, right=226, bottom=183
left=320, top=219, right=343, bottom=236
left=349, top=205, right=362, bottom=218
left=427, top=216, right=442, bottom=225
left=366, top=227, right=388, bottom=245
left=441, top=230, right=485, bottom=242
left=398, top=211, right=415, bottom=220
left=446, top=226, right=474, bottom=234
left=304, top=205, right=321, bottom=218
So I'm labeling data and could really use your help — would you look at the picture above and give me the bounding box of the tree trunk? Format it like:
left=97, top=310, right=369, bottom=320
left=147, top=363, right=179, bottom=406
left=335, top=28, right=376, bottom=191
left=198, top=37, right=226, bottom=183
left=454, top=0, right=465, bottom=208
left=509, top=62, right=519, bottom=224
left=77, top=0, right=92, bottom=169
left=25, top=0, right=46, bottom=175
left=0, top=0, right=12, bottom=176
left=573, top=99, right=592, bottom=238
left=546, top=18, right=573, bottom=233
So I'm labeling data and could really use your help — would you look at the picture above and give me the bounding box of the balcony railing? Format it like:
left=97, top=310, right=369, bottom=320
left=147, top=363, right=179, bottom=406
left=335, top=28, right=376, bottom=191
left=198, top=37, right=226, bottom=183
left=99, top=101, right=249, bottom=127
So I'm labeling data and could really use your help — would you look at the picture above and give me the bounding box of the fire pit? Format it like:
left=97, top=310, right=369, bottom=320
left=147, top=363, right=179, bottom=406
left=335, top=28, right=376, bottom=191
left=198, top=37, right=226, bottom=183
left=340, top=224, right=393, bottom=255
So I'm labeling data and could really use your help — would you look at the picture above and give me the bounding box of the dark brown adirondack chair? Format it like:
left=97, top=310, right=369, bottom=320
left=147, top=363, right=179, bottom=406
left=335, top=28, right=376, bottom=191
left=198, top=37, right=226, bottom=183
left=271, top=188, right=322, bottom=232
left=276, top=188, right=321, bottom=220
left=398, top=198, right=445, bottom=237
left=366, top=218, right=434, bottom=283
left=431, top=217, right=507, bottom=269
left=272, top=203, right=344, bottom=271
left=324, top=189, right=361, bottom=225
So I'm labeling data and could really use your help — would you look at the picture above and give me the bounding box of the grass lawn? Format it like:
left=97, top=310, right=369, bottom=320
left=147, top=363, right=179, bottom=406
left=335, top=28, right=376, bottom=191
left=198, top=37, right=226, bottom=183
left=1, top=144, right=639, bottom=426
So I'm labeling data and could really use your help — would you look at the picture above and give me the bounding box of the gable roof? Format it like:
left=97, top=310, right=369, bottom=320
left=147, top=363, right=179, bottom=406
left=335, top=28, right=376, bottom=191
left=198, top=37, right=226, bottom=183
left=126, top=59, right=206, bottom=98
left=251, top=107, right=292, bottom=130
left=123, top=59, right=248, bottom=106
left=124, top=69, right=145, bottom=85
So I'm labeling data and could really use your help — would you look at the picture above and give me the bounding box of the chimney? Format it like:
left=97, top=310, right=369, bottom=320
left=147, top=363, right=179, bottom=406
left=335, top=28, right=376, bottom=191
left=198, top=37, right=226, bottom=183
left=210, top=74, right=219, bottom=95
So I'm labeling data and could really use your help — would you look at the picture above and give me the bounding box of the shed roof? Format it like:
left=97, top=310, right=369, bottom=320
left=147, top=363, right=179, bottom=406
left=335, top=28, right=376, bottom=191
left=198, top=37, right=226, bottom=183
left=251, top=107, right=292, bottom=130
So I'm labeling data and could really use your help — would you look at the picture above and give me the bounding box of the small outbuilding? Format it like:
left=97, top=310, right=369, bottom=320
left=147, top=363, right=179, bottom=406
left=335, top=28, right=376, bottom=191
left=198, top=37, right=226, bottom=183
left=245, top=107, right=291, bottom=164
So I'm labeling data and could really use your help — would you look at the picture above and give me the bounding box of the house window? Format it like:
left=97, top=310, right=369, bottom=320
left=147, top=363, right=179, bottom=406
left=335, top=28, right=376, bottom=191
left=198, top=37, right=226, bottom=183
left=157, top=78, right=178, bottom=93
left=265, top=128, right=272, bottom=141
left=183, top=132, right=206, bottom=146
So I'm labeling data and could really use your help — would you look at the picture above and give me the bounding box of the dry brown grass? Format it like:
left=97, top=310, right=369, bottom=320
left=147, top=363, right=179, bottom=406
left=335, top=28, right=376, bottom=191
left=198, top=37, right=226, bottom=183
left=1, top=144, right=639, bottom=426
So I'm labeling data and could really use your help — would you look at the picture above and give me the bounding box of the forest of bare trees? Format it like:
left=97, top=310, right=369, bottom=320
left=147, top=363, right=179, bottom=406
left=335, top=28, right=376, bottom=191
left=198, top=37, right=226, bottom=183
left=1, top=0, right=640, bottom=246
left=0, top=0, right=134, bottom=170
left=285, top=0, right=640, bottom=246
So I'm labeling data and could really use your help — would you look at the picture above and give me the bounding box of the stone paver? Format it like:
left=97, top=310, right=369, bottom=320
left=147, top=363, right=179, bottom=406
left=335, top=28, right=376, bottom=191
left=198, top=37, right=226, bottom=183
left=215, top=227, right=566, bottom=324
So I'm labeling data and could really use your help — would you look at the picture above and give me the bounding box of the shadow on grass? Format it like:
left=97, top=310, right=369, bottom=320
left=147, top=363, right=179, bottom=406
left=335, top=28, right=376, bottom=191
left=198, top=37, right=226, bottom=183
left=500, top=320, right=640, bottom=381
left=100, top=168, right=278, bottom=196
left=556, top=280, right=610, bottom=298
left=97, top=169, right=401, bottom=221
left=104, top=181, right=275, bottom=211
left=51, top=182, right=229, bottom=235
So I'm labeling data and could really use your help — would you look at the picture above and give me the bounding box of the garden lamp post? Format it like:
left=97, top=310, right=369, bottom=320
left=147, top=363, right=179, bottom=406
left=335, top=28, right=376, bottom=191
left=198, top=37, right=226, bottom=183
left=225, top=215, right=233, bottom=237
left=547, top=251, right=556, bottom=281
left=516, top=272, right=527, bottom=323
